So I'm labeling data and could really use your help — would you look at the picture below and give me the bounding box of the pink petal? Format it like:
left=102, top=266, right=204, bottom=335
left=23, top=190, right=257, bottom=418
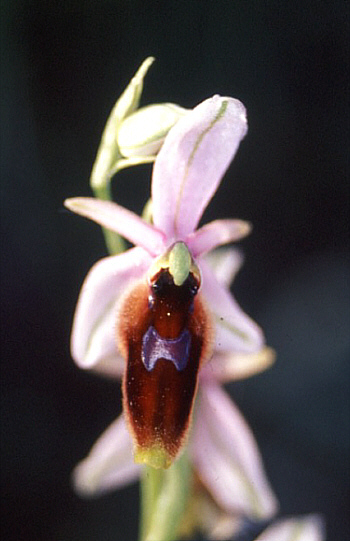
left=191, top=383, right=278, bottom=519
left=256, top=515, right=325, bottom=541
left=187, top=219, right=251, bottom=258
left=71, top=247, right=151, bottom=369
left=64, top=197, right=166, bottom=256
left=200, top=260, right=264, bottom=353
left=73, top=415, right=141, bottom=497
left=83, top=303, right=124, bottom=373
left=204, top=247, right=243, bottom=288
left=152, top=95, right=248, bottom=240
left=201, top=347, right=276, bottom=383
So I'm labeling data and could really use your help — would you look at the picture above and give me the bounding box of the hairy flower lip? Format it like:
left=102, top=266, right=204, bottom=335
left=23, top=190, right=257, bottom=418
left=117, top=275, right=214, bottom=467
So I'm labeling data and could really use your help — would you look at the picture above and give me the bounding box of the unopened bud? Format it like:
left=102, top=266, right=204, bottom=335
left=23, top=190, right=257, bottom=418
left=117, top=103, right=189, bottom=158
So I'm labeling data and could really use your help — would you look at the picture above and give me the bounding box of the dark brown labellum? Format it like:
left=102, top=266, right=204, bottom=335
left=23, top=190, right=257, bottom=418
left=117, top=268, right=213, bottom=467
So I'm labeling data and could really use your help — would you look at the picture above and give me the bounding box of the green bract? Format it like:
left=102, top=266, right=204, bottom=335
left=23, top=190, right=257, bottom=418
left=90, top=57, right=155, bottom=192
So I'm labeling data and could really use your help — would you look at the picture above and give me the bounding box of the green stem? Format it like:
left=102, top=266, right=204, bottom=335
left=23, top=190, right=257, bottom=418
left=92, top=183, right=126, bottom=254
left=139, top=466, right=163, bottom=541
left=139, top=452, right=191, bottom=541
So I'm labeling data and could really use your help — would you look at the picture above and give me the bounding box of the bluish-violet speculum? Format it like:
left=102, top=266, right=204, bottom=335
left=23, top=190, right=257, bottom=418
left=141, top=326, right=191, bottom=372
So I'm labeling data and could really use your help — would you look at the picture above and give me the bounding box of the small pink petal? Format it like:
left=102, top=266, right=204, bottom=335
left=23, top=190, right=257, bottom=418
left=71, top=247, right=151, bottom=369
left=187, top=219, right=251, bottom=258
left=200, top=260, right=264, bottom=353
left=201, top=347, right=276, bottom=383
left=191, top=383, right=278, bottom=519
left=204, top=247, right=243, bottom=288
left=255, top=515, right=325, bottom=541
left=65, top=197, right=166, bottom=256
left=73, top=415, right=141, bottom=497
left=152, top=95, right=248, bottom=239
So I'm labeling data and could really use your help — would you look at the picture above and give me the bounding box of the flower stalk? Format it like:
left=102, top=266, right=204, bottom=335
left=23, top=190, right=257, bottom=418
left=140, top=452, right=191, bottom=541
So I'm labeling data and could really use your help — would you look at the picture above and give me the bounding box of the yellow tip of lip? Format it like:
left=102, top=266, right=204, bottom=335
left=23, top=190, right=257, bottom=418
left=134, top=446, right=173, bottom=469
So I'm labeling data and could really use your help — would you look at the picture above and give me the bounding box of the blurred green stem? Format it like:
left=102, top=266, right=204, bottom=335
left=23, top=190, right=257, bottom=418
left=139, top=452, right=191, bottom=541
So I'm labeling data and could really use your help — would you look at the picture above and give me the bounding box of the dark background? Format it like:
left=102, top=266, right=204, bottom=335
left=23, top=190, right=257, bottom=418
left=1, top=1, right=349, bottom=540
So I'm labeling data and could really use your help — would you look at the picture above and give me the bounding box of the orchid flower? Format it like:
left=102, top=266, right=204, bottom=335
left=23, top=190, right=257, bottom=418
left=65, top=95, right=279, bottom=535
left=71, top=246, right=278, bottom=523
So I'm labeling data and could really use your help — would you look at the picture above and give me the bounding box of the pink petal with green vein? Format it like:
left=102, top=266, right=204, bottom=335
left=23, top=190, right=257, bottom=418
left=191, top=383, right=278, bottom=519
left=152, top=95, right=248, bottom=239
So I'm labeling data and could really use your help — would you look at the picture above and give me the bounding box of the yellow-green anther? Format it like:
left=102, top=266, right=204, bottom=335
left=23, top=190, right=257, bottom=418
left=147, top=242, right=200, bottom=288
left=117, top=103, right=189, bottom=158
left=169, top=242, right=192, bottom=286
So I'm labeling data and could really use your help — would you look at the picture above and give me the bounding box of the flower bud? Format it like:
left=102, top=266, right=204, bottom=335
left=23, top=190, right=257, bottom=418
left=117, top=103, right=189, bottom=158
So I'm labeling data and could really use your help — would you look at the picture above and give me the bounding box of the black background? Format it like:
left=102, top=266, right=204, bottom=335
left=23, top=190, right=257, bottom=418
left=1, top=1, right=349, bottom=540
